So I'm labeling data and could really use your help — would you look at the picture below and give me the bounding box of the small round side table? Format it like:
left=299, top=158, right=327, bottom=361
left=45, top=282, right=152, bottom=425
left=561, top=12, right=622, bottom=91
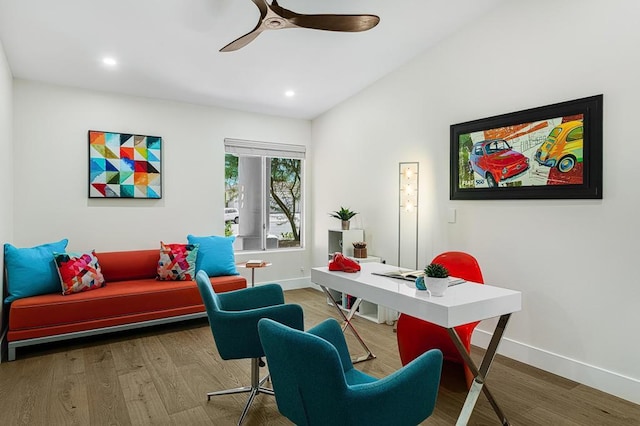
left=238, top=261, right=272, bottom=287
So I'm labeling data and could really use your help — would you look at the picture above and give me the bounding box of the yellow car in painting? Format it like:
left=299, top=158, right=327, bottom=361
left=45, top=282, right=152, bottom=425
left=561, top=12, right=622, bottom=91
left=534, top=120, right=583, bottom=173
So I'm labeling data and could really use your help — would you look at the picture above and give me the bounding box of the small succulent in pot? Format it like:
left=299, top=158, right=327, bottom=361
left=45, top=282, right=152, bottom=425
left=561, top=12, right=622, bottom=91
left=330, top=207, right=358, bottom=230
left=423, top=263, right=449, bottom=296
left=329, top=207, right=358, bottom=221
left=424, top=263, right=449, bottom=278
left=352, top=241, right=367, bottom=249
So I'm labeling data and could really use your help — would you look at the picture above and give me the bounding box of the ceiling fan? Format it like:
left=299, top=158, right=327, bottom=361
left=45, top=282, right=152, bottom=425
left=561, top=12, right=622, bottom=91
left=220, top=0, right=380, bottom=52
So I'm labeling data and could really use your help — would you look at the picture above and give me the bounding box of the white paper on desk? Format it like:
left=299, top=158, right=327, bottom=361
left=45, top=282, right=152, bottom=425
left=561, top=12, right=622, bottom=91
left=448, top=277, right=466, bottom=286
left=372, top=270, right=424, bottom=281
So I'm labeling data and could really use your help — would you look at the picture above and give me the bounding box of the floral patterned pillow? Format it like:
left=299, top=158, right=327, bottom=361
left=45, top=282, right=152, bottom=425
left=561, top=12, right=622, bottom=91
left=54, top=251, right=105, bottom=295
left=157, top=242, right=199, bottom=281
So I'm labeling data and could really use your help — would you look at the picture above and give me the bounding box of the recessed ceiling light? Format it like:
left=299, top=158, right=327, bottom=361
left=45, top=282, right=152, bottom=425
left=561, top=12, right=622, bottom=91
left=102, top=57, right=117, bottom=66
left=284, top=90, right=295, bottom=98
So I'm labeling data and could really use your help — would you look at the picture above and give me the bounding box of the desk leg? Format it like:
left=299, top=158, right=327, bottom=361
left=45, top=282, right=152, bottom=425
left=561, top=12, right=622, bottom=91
left=320, top=286, right=376, bottom=363
left=448, top=314, right=511, bottom=426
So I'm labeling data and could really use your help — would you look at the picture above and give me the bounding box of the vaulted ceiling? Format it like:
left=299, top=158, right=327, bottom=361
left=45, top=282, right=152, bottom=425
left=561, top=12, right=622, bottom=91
left=0, top=0, right=504, bottom=119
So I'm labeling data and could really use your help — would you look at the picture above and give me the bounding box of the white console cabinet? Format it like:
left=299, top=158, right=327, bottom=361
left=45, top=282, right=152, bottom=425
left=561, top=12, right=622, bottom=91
left=327, top=229, right=363, bottom=259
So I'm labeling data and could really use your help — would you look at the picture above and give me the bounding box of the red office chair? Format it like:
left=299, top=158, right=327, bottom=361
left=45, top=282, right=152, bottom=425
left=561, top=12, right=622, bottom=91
left=396, top=251, right=484, bottom=388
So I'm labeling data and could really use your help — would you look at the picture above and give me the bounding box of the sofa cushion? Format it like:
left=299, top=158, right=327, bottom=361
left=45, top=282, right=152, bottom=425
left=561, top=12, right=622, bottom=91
left=54, top=250, right=105, bottom=295
left=4, top=238, right=69, bottom=303
left=96, top=250, right=159, bottom=282
left=157, top=242, right=199, bottom=281
left=186, top=234, right=239, bottom=277
left=8, top=275, right=247, bottom=341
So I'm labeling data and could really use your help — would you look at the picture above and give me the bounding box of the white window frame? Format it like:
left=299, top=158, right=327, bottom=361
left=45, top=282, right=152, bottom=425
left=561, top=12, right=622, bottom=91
left=224, top=138, right=305, bottom=252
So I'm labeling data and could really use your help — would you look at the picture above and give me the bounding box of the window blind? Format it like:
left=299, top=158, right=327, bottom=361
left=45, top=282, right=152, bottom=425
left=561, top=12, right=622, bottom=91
left=224, top=138, right=306, bottom=159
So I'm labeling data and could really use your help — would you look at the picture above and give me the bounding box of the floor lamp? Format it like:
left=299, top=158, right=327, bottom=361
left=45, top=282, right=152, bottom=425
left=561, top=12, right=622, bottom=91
left=398, top=162, right=419, bottom=270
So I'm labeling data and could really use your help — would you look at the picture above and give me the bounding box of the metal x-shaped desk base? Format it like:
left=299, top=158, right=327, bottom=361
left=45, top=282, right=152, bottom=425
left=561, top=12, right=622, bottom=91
left=322, top=285, right=511, bottom=425
left=321, top=286, right=376, bottom=363
left=447, top=314, right=512, bottom=426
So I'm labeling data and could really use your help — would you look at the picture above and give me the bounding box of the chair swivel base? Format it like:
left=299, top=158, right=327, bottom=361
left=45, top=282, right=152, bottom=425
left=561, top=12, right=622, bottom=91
left=206, top=358, right=273, bottom=425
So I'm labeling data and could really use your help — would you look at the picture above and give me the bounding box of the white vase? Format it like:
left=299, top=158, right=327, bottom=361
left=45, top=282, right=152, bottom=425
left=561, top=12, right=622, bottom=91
left=425, top=277, right=448, bottom=297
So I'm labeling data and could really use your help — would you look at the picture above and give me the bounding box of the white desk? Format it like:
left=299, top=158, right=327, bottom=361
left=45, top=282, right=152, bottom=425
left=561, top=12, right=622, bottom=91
left=311, top=262, right=522, bottom=426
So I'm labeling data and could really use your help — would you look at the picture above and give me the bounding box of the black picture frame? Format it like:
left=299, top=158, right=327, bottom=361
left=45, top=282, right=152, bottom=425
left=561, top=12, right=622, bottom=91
left=450, top=95, right=603, bottom=200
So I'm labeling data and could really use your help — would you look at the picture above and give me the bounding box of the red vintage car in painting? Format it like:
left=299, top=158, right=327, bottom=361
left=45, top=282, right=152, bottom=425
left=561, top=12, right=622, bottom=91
left=468, top=139, right=529, bottom=187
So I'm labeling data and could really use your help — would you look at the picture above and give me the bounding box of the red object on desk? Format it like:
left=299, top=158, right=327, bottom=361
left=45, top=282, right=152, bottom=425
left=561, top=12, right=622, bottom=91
left=396, top=251, right=484, bottom=388
left=328, top=252, right=361, bottom=273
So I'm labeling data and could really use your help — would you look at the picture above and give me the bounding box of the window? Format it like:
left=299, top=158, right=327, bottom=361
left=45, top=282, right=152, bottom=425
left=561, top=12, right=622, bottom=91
left=566, top=126, right=583, bottom=142
left=224, top=138, right=305, bottom=251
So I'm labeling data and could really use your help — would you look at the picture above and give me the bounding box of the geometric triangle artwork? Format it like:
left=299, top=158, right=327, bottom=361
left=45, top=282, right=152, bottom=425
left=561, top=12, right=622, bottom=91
left=120, top=185, right=135, bottom=198
left=134, top=161, right=147, bottom=173
left=147, top=162, right=160, bottom=174
left=120, top=147, right=135, bottom=161
left=135, top=147, right=148, bottom=160
left=120, top=133, right=133, bottom=146
left=134, top=172, right=148, bottom=185
left=88, top=130, right=162, bottom=198
left=147, top=149, right=160, bottom=163
left=121, top=135, right=135, bottom=149
left=106, top=172, right=120, bottom=185
left=148, top=173, right=160, bottom=185
left=120, top=171, right=134, bottom=184
left=91, top=183, right=107, bottom=197
left=105, top=160, right=119, bottom=172
left=120, top=157, right=135, bottom=172
left=104, top=146, right=119, bottom=159
left=105, top=185, right=120, bottom=197
left=147, top=186, right=160, bottom=198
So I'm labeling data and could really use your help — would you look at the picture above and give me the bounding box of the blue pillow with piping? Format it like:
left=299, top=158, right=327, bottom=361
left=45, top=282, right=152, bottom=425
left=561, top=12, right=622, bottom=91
left=186, top=235, right=238, bottom=277
left=4, top=238, right=69, bottom=303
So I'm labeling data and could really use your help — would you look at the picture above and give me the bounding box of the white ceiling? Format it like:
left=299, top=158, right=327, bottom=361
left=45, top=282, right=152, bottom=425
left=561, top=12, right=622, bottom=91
left=0, top=0, right=504, bottom=119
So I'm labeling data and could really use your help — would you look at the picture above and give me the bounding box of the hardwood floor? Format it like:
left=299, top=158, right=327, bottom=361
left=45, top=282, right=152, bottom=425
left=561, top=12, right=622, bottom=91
left=1, top=288, right=638, bottom=425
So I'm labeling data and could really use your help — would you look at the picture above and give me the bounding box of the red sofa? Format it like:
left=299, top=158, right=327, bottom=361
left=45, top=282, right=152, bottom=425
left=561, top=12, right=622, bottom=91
left=5, top=249, right=246, bottom=361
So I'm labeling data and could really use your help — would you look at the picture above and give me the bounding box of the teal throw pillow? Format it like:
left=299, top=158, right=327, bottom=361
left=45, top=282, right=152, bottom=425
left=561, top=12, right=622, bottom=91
left=4, top=238, right=69, bottom=303
left=186, top=235, right=238, bottom=277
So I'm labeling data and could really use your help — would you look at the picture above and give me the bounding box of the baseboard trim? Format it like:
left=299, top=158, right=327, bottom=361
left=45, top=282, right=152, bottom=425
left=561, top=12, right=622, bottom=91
left=472, top=328, right=640, bottom=405
left=266, top=276, right=311, bottom=291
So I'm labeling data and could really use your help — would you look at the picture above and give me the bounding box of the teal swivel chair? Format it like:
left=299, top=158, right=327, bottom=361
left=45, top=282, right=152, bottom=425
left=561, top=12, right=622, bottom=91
left=258, top=317, right=443, bottom=426
left=195, top=270, right=304, bottom=425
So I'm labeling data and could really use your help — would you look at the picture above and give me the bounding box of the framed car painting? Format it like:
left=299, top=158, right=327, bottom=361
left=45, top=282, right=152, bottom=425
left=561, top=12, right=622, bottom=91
left=88, top=130, right=162, bottom=198
left=450, top=95, right=603, bottom=200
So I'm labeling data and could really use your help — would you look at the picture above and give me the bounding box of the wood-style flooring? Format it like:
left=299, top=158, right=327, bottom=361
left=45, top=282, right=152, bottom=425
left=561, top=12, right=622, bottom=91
left=0, top=288, right=638, bottom=425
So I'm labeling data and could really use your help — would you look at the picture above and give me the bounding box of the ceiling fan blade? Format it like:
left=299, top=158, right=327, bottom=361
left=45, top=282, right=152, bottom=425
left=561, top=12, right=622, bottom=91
left=220, top=27, right=264, bottom=52
left=250, top=0, right=268, bottom=16
left=269, top=0, right=298, bottom=19
left=220, top=0, right=268, bottom=52
left=288, top=14, right=380, bottom=32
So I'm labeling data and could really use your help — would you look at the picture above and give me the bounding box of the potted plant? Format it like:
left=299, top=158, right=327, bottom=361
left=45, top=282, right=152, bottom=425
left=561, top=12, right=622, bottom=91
left=423, top=263, right=449, bottom=296
left=329, top=207, right=358, bottom=230
left=352, top=241, right=367, bottom=258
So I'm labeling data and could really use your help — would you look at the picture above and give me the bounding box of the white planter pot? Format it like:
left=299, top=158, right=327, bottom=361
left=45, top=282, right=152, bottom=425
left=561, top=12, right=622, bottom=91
left=425, top=277, right=448, bottom=297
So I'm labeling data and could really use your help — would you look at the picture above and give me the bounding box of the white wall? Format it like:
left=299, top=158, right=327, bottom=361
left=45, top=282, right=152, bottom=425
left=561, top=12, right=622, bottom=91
left=312, top=0, right=640, bottom=403
left=0, top=39, right=14, bottom=336
left=12, top=80, right=312, bottom=288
